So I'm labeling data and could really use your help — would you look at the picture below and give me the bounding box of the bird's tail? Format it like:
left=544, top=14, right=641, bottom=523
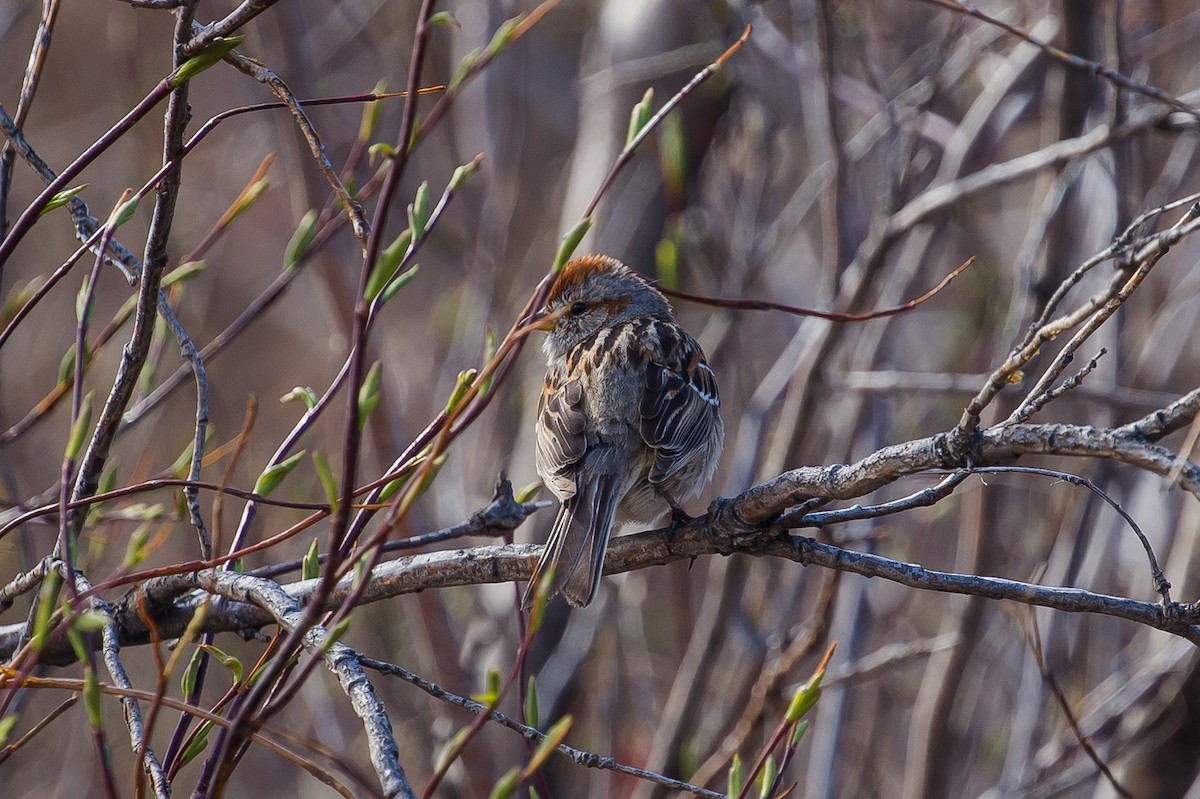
left=523, top=472, right=620, bottom=609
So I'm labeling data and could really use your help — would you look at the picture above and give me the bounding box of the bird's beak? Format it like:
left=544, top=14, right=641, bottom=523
left=531, top=308, right=558, bottom=331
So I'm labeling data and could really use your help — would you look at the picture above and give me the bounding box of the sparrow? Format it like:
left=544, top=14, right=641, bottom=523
left=525, top=255, right=724, bottom=608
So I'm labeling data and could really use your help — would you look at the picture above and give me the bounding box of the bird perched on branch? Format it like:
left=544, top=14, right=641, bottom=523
left=525, top=255, right=724, bottom=607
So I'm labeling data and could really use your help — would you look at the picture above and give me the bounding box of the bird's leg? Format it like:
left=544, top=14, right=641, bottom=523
left=663, top=493, right=694, bottom=542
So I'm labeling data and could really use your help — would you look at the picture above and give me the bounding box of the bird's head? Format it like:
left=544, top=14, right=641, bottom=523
left=534, top=255, right=673, bottom=360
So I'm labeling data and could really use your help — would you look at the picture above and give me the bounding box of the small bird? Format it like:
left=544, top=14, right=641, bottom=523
left=526, top=255, right=724, bottom=607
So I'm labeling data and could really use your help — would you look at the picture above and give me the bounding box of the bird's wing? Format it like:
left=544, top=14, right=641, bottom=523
left=535, top=372, right=588, bottom=500
left=639, top=322, right=721, bottom=486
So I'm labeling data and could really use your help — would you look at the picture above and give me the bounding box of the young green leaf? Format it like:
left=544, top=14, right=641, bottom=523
left=357, top=362, right=382, bottom=431
left=0, top=715, right=18, bottom=748
left=65, top=391, right=94, bottom=461
left=181, top=648, right=203, bottom=697
left=365, top=228, right=413, bottom=300
left=445, top=369, right=477, bottom=413
left=487, top=767, right=521, bottom=799
left=162, top=260, right=207, bottom=288
left=449, top=48, right=482, bottom=92
left=253, top=450, right=306, bottom=497
left=514, top=481, right=543, bottom=505
left=82, top=670, right=102, bottom=728
left=757, top=755, right=777, bottom=799
left=123, top=522, right=152, bottom=570
left=727, top=753, right=745, bottom=799
left=408, top=181, right=431, bottom=241
left=178, top=720, right=212, bottom=768
left=359, top=80, right=388, bottom=143
left=448, top=155, right=483, bottom=191
left=198, top=644, right=245, bottom=685
left=107, top=192, right=140, bottom=228
left=284, top=209, right=319, bottom=270
left=626, top=87, right=655, bottom=146
left=368, top=141, right=397, bottom=166
left=522, top=715, right=572, bottom=779
left=280, top=386, right=319, bottom=410
left=318, top=618, right=351, bottom=654
left=312, top=451, right=339, bottom=514
left=170, top=35, right=246, bottom=87
left=38, top=183, right=88, bottom=218
left=380, top=264, right=419, bottom=303
left=427, top=11, right=460, bottom=28
left=485, top=16, right=521, bottom=58
left=302, top=538, right=321, bottom=580
left=553, top=216, right=592, bottom=272
left=524, top=675, right=539, bottom=728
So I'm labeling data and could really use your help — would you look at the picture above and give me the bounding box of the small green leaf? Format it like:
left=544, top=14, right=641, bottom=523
left=473, top=668, right=502, bottom=707
left=318, top=618, right=351, bottom=654
left=198, top=643, right=244, bottom=685
left=449, top=48, right=482, bottom=92
left=625, top=87, right=654, bottom=146
left=357, top=362, right=382, bottom=431
left=169, top=438, right=196, bottom=479
left=280, top=386, right=319, bottom=410
left=524, top=675, right=539, bottom=728
left=76, top=276, right=94, bottom=324
left=478, top=328, right=497, bottom=396
left=727, top=753, right=745, bottom=799
left=427, top=11, right=460, bottom=28
left=302, top=538, right=321, bottom=580
left=2, top=276, right=45, bottom=328
left=38, top=183, right=88, bottom=218
left=407, top=181, right=431, bottom=241
left=434, top=727, right=473, bottom=774
left=359, top=80, right=387, bottom=143
left=380, top=264, right=419, bottom=303
left=449, top=155, right=483, bottom=191
left=514, top=481, right=542, bottom=505
left=83, top=670, right=103, bottom=728
left=170, top=35, right=245, bottom=87
left=219, top=178, right=268, bottom=229
left=488, top=767, right=521, bottom=799
left=553, top=216, right=592, bottom=272
left=522, top=715, right=572, bottom=779
left=58, top=342, right=93, bottom=382
left=784, top=666, right=828, bottom=724
left=757, top=755, right=777, bottom=799
left=485, top=17, right=521, bottom=58
left=284, top=209, right=319, bottom=271
left=178, top=721, right=212, bottom=767
left=65, top=391, right=94, bottom=461
left=162, top=260, right=207, bottom=287
left=368, top=142, right=397, bottom=166
left=65, top=623, right=89, bottom=665
left=789, top=719, right=810, bottom=747
left=123, top=522, right=152, bottom=570
left=0, top=714, right=18, bottom=748
left=365, top=228, right=413, bottom=300
left=312, top=452, right=338, bottom=514
left=108, top=193, right=141, bottom=228
left=181, top=648, right=203, bottom=697
left=253, top=450, right=306, bottom=497
left=72, top=610, right=108, bottom=635
left=445, top=369, right=477, bottom=413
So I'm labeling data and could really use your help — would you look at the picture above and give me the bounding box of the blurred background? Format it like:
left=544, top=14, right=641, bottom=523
left=3, top=0, right=1200, bottom=796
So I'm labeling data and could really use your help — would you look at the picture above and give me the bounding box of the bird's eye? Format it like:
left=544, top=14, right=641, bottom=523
left=570, top=301, right=588, bottom=316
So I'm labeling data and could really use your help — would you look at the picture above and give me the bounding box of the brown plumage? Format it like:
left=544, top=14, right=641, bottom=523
left=525, top=255, right=724, bottom=608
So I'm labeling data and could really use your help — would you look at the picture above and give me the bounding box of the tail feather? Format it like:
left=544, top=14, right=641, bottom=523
left=524, top=472, right=620, bottom=609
